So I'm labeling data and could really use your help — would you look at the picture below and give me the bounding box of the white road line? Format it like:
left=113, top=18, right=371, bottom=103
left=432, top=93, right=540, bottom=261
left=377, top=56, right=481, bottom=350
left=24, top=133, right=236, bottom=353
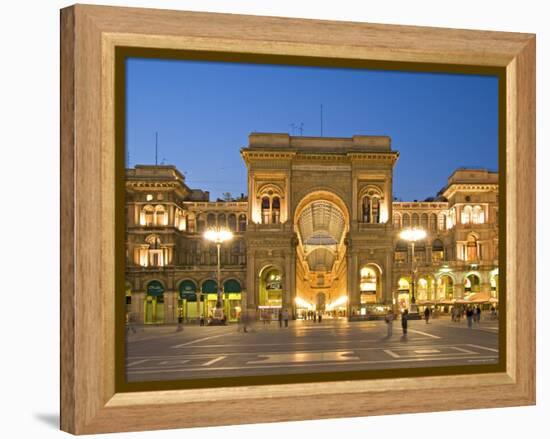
left=127, top=355, right=498, bottom=375
left=451, top=346, right=478, bottom=354
left=467, top=344, right=499, bottom=353
left=159, top=360, right=190, bottom=366
left=202, top=356, right=226, bottom=366
left=383, top=349, right=400, bottom=358
left=126, top=359, right=149, bottom=367
left=172, top=333, right=230, bottom=348
left=414, top=349, right=441, bottom=354
left=408, top=329, right=441, bottom=339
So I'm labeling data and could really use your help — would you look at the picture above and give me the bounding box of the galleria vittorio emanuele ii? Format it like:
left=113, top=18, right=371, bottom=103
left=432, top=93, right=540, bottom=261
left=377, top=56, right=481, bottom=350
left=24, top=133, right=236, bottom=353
left=125, top=133, right=499, bottom=325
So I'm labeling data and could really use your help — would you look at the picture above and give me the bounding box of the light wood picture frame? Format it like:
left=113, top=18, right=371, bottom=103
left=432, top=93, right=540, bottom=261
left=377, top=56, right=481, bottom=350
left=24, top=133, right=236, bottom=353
left=60, top=4, right=535, bottom=435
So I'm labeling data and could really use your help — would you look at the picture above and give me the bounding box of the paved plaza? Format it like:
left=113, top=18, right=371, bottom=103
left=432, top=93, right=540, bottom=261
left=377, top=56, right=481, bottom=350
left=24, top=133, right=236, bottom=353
left=126, top=317, right=499, bottom=382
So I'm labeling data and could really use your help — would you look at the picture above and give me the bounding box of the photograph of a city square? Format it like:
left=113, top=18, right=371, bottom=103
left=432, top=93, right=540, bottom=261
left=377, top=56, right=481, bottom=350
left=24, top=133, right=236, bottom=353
left=124, top=58, right=500, bottom=383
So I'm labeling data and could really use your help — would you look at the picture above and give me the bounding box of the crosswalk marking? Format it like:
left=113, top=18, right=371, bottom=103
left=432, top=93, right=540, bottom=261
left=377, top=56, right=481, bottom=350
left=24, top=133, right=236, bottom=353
left=202, top=356, right=226, bottom=366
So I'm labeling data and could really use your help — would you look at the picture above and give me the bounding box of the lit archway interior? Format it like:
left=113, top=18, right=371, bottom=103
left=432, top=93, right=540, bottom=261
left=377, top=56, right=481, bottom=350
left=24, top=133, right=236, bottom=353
left=294, top=197, right=349, bottom=311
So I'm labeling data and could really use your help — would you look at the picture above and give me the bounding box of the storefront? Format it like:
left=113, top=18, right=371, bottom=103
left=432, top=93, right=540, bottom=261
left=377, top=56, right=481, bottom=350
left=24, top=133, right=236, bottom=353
left=222, top=279, right=242, bottom=322
left=259, top=268, right=283, bottom=320
left=178, top=280, right=200, bottom=322
left=144, top=280, right=164, bottom=324
left=201, top=279, right=218, bottom=320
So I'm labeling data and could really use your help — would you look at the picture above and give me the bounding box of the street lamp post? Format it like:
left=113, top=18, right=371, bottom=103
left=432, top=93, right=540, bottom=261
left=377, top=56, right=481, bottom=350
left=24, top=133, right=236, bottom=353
left=204, top=227, right=233, bottom=324
left=399, top=227, right=427, bottom=315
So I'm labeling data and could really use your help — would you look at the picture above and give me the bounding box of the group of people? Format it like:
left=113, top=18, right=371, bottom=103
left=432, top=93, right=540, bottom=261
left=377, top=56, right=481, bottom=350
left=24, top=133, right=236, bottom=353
left=301, top=310, right=323, bottom=323
left=451, top=305, right=482, bottom=326
left=277, top=309, right=291, bottom=327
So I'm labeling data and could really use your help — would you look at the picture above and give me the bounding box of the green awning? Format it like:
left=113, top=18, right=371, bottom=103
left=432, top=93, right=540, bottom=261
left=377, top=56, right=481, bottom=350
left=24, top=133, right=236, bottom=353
left=179, top=280, right=197, bottom=301
left=202, top=280, right=217, bottom=294
left=223, top=279, right=241, bottom=293
left=146, top=280, right=164, bottom=297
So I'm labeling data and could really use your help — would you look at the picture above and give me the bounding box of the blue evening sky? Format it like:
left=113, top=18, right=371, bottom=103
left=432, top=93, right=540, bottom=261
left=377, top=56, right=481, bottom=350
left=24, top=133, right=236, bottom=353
left=126, top=58, right=498, bottom=201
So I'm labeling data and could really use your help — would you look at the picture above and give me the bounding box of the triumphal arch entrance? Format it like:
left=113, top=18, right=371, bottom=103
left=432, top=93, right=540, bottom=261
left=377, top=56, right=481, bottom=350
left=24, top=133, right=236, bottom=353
left=241, top=133, right=399, bottom=320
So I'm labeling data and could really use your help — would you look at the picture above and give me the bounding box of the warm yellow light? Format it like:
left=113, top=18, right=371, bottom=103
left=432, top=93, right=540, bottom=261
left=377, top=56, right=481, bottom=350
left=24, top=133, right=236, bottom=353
left=399, top=227, right=427, bottom=242
left=327, top=295, right=348, bottom=309
left=295, top=297, right=314, bottom=309
left=204, top=228, right=234, bottom=243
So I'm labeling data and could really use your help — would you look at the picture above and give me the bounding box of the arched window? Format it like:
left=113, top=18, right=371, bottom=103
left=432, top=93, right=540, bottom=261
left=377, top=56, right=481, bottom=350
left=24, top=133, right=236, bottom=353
left=430, top=213, right=438, bottom=231
left=362, top=194, right=381, bottom=224
left=403, top=213, right=411, bottom=228
left=412, top=213, right=419, bottom=227
left=238, top=214, right=247, bottom=231
left=420, top=213, right=428, bottom=230
left=142, top=205, right=154, bottom=226
left=228, top=214, right=237, bottom=232
left=393, top=212, right=402, bottom=229
left=145, top=235, right=164, bottom=267
left=207, top=213, right=216, bottom=228
left=395, top=240, right=408, bottom=263
left=196, top=214, right=205, bottom=233
left=218, top=213, right=226, bottom=228
left=261, top=197, right=270, bottom=224
left=271, top=197, right=281, bottom=224
left=466, top=234, right=478, bottom=261
left=432, top=239, right=444, bottom=262
left=472, top=205, right=485, bottom=224
left=155, top=205, right=167, bottom=226
left=438, top=213, right=446, bottom=230
left=461, top=205, right=472, bottom=224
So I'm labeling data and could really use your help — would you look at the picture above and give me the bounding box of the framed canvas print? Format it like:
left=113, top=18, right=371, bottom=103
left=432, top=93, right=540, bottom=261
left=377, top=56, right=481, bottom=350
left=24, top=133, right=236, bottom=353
left=60, top=4, right=536, bottom=435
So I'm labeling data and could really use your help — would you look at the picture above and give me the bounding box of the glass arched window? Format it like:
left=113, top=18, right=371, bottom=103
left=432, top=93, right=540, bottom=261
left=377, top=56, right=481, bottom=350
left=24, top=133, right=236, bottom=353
left=272, top=197, right=280, bottom=224
left=430, top=213, right=438, bottom=231
left=420, top=213, right=428, bottom=230
left=402, top=213, right=410, bottom=228
left=395, top=240, right=408, bottom=263
left=238, top=214, right=247, bottom=231
left=207, top=213, right=216, bottom=228
left=228, top=214, right=237, bottom=231
left=393, top=212, right=401, bottom=228
left=466, top=234, right=478, bottom=261
left=461, top=205, right=472, bottom=224
left=362, top=195, right=381, bottom=224
left=218, top=213, right=226, bottom=228
left=472, top=205, right=485, bottom=224
left=142, top=205, right=154, bottom=226
left=412, top=213, right=419, bottom=227
left=196, top=214, right=205, bottom=233
left=261, top=197, right=270, bottom=224
left=432, top=239, right=444, bottom=262
left=155, top=205, right=167, bottom=226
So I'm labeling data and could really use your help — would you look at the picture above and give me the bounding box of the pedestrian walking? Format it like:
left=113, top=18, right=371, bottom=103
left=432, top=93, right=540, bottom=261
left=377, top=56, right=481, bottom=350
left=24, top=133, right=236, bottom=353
left=318, top=312, right=322, bottom=323
left=424, top=307, right=430, bottom=324
left=401, top=309, right=409, bottom=335
left=278, top=309, right=283, bottom=328
left=476, top=305, right=482, bottom=323
left=313, top=312, right=317, bottom=323
left=283, top=308, right=289, bottom=327
left=385, top=309, right=394, bottom=337
left=466, top=307, right=474, bottom=328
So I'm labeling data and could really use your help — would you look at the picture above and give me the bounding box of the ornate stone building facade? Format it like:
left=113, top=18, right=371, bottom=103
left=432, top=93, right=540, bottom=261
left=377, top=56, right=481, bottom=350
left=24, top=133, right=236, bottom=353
left=125, top=133, right=499, bottom=324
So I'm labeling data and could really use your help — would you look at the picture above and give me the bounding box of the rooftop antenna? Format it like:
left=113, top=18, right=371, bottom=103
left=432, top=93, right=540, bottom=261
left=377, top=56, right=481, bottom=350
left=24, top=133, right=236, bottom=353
left=155, top=131, right=158, bottom=165
left=298, top=122, right=304, bottom=136
left=320, top=104, right=324, bottom=137
left=290, top=123, right=297, bottom=135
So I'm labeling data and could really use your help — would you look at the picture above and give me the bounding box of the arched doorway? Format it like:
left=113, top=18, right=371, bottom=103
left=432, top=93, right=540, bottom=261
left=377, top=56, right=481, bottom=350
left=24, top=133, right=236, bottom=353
left=359, top=265, right=380, bottom=315
left=259, top=267, right=283, bottom=321
left=223, top=279, right=242, bottom=322
left=437, top=275, right=454, bottom=300
left=144, top=280, right=164, bottom=324
left=490, top=274, right=499, bottom=299
left=464, top=273, right=481, bottom=295
left=178, top=279, right=198, bottom=322
left=293, top=190, right=350, bottom=318
left=201, top=279, right=218, bottom=319
left=397, top=277, right=411, bottom=311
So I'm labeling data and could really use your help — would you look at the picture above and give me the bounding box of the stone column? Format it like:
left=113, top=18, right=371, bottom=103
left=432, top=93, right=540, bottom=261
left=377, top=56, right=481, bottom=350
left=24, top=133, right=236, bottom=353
left=384, top=251, right=393, bottom=305
left=290, top=248, right=297, bottom=318
left=481, top=282, right=491, bottom=296
left=133, top=292, right=145, bottom=324
left=454, top=284, right=465, bottom=299
left=347, top=252, right=359, bottom=316
left=162, top=291, right=177, bottom=324
left=246, top=250, right=256, bottom=311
